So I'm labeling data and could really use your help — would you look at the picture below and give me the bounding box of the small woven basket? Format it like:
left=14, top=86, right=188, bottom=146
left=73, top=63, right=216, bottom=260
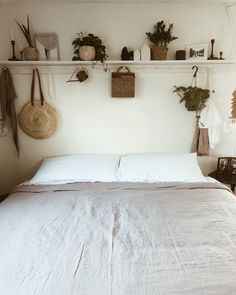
left=112, top=66, right=135, bottom=98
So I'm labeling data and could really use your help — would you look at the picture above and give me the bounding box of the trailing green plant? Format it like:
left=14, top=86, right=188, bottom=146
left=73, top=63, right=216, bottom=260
left=15, top=15, right=33, bottom=47
left=173, top=85, right=210, bottom=112
left=146, top=20, right=178, bottom=47
left=72, top=32, right=107, bottom=62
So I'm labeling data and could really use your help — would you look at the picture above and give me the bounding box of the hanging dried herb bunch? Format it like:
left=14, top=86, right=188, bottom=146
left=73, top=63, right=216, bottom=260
left=72, top=32, right=107, bottom=62
left=173, top=86, right=210, bottom=112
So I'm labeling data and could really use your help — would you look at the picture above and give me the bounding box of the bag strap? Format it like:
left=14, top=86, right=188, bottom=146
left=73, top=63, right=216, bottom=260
left=31, top=67, right=45, bottom=106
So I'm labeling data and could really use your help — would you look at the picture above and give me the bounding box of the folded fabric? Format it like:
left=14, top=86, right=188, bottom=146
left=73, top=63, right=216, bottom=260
left=191, top=122, right=210, bottom=156
left=0, top=67, right=19, bottom=155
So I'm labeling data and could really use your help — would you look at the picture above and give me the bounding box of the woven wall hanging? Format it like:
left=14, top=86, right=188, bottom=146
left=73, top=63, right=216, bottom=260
left=112, top=66, right=135, bottom=98
left=18, top=68, right=58, bottom=139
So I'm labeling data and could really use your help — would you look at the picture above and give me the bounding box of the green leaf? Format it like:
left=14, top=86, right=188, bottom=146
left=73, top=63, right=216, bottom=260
left=146, top=20, right=178, bottom=46
left=15, top=16, right=33, bottom=47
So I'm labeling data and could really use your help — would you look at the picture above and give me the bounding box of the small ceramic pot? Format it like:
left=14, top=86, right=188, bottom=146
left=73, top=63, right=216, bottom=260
left=79, top=46, right=96, bottom=61
left=152, top=46, right=168, bottom=60
left=23, top=47, right=39, bottom=61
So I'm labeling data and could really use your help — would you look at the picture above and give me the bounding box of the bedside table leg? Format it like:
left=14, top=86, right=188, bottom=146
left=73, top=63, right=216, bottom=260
left=231, top=184, right=235, bottom=193
left=0, top=193, right=9, bottom=202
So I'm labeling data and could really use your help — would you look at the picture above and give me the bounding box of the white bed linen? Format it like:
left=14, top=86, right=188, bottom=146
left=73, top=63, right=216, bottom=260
left=118, top=153, right=206, bottom=183
left=28, top=154, right=120, bottom=184
left=0, top=182, right=236, bottom=295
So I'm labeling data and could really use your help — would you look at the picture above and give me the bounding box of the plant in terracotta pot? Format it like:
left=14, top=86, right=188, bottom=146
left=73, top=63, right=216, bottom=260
left=146, top=20, right=178, bottom=60
left=15, top=15, right=39, bottom=61
left=72, top=32, right=107, bottom=62
left=173, top=85, right=210, bottom=112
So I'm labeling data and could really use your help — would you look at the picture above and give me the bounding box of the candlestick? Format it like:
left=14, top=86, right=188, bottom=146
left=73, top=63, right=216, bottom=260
left=8, top=40, right=20, bottom=61
left=219, top=52, right=224, bottom=60
left=10, top=28, right=15, bottom=41
left=19, top=44, right=23, bottom=60
left=208, top=39, right=218, bottom=60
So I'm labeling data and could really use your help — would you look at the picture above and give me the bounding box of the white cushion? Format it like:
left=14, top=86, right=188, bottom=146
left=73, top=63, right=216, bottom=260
left=28, top=154, right=120, bottom=184
left=118, top=153, right=206, bottom=183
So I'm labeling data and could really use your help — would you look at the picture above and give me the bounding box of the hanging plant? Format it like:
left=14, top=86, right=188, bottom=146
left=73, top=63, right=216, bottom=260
left=173, top=86, right=210, bottom=112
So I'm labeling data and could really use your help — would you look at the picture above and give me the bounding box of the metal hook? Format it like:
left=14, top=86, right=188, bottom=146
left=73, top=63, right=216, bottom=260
left=192, top=66, right=199, bottom=78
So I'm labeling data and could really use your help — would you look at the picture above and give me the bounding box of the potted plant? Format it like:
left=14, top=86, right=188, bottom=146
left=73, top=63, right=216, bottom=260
left=15, top=15, right=38, bottom=61
left=146, top=20, right=178, bottom=60
left=173, top=85, right=210, bottom=112
left=72, top=32, right=107, bottom=62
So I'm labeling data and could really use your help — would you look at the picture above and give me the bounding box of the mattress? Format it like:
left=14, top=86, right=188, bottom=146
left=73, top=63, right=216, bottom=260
left=0, top=182, right=236, bottom=295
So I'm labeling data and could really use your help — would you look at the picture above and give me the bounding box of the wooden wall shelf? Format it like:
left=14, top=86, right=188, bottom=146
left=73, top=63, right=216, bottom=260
left=0, top=60, right=234, bottom=75
left=0, top=60, right=234, bottom=67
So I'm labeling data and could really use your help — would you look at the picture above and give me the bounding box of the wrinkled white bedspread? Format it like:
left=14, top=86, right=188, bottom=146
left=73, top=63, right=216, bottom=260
left=0, top=182, right=236, bottom=295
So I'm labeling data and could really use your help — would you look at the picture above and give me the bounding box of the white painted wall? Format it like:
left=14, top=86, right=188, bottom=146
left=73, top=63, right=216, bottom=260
left=0, top=1, right=236, bottom=193
left=3, top=2, right=233, bottom=61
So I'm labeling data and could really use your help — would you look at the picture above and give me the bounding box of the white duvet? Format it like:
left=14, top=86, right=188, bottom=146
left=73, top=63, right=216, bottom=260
left=0, top=182, right=236, bottom=295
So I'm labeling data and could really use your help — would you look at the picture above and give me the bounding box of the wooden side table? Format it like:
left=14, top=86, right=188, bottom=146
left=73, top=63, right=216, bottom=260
left=208, top=170, right=236, bottom=192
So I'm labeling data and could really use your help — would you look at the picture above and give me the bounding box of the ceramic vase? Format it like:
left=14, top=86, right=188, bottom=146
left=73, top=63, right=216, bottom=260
left=79, top=46, right=96, bottom=61
left=23, top=47, right=39, bottom=61
left=141, top=44, right=151, bottom=61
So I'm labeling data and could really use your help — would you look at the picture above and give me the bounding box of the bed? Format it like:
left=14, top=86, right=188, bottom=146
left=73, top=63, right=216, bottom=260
left=0, top=154, right=236, bottom=295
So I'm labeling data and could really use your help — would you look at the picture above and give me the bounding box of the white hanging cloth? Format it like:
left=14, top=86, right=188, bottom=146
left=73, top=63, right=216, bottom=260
left=198, top=68, right=222, bottom=149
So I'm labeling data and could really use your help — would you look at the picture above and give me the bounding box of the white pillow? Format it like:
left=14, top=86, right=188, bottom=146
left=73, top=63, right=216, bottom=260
left=28, top=154, right=120, bottom=185
left=118, top=153, right=206, bottom=183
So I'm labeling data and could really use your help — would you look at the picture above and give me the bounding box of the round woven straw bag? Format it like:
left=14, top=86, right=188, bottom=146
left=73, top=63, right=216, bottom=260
left=18, top=68, right=58, bottom=139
